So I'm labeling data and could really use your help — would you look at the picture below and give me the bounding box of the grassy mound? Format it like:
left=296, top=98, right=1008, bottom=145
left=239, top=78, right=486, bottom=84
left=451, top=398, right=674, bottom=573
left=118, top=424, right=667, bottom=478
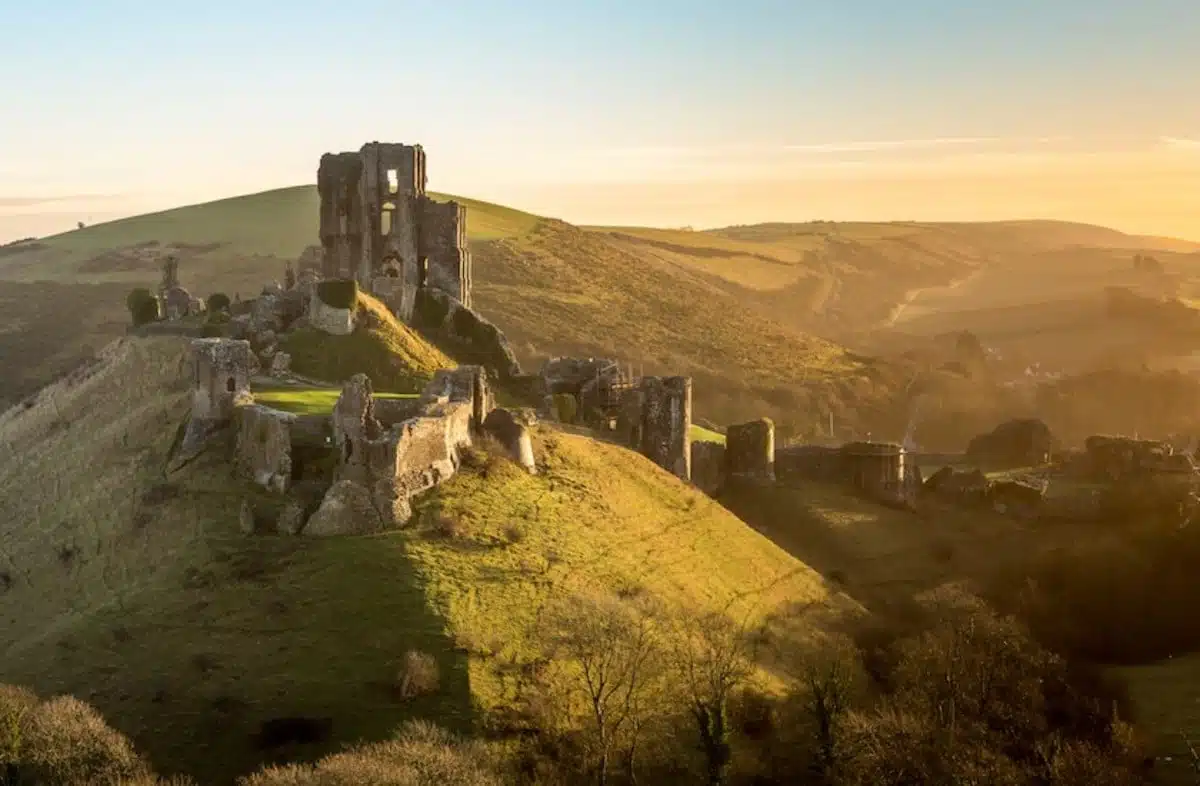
left=282, top=290, right=454, bottom=393
left=0, top=335, right=829, bottom=784
left=404, top=429, right=829, bottom=711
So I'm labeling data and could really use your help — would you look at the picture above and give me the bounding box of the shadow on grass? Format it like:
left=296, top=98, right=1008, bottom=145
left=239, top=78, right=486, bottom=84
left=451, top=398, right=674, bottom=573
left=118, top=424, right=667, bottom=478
left=53, top=531, right=475, bottom=786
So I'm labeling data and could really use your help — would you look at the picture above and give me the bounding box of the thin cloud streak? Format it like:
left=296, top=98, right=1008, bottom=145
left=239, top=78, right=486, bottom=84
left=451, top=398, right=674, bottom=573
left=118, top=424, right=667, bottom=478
left=584, top=136, right=1075, bottom=160
left=0, top=194, right=126, bottom=208
left=1162, top=136, right=1200, bottom=149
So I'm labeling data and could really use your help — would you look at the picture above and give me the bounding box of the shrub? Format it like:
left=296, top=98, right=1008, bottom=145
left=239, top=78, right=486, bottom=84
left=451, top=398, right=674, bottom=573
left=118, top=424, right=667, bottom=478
left=206, top=292, right=232, bottom=313
left=126, top=287, right=159, bottom=327
left=2, top=690, right=156, bottom=785
left=431, top=515, right=466, bottom=540
left=503, top=523, right=527, bottom=545
left=551, top=393, right=578, bottom=424
left=239, top=720, right=500, bottom=786
left=396, top=650, right=441, bottom=700
left=316, top=280, right=358, bottom=310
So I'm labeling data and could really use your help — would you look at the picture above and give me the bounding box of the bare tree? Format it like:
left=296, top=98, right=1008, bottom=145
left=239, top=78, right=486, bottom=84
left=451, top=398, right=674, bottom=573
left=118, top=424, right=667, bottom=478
left=797, top=639, right=862, bottom=780
left=539, top=592, right=662, bottom=786
left=667, top=611, right=759, bottom=786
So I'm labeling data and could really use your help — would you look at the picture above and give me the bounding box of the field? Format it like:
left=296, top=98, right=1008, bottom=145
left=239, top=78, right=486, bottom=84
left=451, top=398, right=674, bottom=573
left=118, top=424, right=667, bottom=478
left=0, top=334, right=828, bottom=784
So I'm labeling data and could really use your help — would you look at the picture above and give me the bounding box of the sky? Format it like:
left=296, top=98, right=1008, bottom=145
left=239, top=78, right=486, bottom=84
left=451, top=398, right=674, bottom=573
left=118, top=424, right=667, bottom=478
left=2, top=0, right=1200, bottom=242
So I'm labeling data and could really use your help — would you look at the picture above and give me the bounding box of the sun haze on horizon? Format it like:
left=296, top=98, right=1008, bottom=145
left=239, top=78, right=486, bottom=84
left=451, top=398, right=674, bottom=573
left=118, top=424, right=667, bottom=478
left=1, top=0, right=1199, bottom=243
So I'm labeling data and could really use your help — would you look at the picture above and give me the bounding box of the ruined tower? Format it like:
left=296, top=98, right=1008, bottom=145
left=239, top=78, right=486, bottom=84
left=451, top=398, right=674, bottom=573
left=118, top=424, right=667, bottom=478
left=317, top=142, right=472, bottom=320
left=190, top=338, right=255, bottom=422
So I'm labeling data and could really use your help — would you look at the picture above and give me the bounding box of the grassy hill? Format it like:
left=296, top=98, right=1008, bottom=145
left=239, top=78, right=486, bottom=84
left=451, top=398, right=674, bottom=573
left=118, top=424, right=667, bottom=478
left=4, top=184, right=1200, bottom=435
left=282, top=289, right=454, bottom=393
left=0, top=333, right=828, bottom=784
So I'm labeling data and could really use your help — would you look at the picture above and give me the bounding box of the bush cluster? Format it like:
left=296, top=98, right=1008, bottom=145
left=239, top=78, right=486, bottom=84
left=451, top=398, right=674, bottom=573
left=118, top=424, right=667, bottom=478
left=315, top=280, right=358, bottom=310
left=126, top=287, right=159, bottom=327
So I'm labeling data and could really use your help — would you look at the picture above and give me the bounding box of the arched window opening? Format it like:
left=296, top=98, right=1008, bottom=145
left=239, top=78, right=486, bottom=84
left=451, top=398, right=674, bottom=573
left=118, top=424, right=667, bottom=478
left=226, top=377, right=236, bottom=393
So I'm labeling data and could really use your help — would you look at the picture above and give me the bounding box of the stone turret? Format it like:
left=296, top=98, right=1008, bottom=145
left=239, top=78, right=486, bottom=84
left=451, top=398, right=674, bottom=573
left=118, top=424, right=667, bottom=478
left=190, top=338, right=256, bottom=423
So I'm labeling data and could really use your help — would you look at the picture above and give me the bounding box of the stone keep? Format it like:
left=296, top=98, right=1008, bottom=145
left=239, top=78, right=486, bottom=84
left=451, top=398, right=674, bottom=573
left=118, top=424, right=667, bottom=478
left=637, top=376, right=693, bottom=482
left=317, top=141, right=472, bottom=320
left=726, top=418, right=776, bottom=482
left=190, top=338, right=255, bottom=422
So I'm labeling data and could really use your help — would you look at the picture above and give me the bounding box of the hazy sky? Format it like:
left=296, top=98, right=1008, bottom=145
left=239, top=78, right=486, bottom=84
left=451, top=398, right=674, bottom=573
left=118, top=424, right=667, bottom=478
left=2, top=0, right=1200, bottom=242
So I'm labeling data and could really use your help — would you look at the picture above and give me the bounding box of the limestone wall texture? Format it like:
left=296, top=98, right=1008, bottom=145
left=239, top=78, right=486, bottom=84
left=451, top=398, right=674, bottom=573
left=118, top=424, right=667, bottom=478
left=691, top=440, right=727, bottom=495
left=726, top=418, right=776, bottom=482
left=234, top=404, right=296, bottom=492
left=637, top=376, right=692, bottom=482
left=298, top=366, right=497, bottom=535
left=419, top=198, right=471, bottom=308
left=191, top=338, right=255, bottom=422
left=316, top=141, right=471, bottom=311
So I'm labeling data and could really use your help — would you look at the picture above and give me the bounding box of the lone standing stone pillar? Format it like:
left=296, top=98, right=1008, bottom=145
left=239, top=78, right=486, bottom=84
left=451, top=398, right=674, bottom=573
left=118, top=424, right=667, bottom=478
left=726, top=418, right=776, bottom=483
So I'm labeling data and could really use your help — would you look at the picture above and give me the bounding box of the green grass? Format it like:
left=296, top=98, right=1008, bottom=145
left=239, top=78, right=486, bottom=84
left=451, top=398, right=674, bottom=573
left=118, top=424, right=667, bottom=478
left=0, top=333, right=829, bottom=783
left=405, top=429, right=828, bottom=711
left=281, top=290, right=454, bottom=393
left=8, top=180, right=1200, bottom=443
left=254, top=387, right=417, bottom=415
left=690, top=424, right=726, bottom=444
left=28, top=187, right=539, bottom=263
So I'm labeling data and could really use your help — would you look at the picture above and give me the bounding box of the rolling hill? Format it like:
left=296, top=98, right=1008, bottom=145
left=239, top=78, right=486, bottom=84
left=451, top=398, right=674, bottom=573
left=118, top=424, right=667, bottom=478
left=4, top=184, right=1200, bottom=441
left=0, top=333, right=830, bottom=784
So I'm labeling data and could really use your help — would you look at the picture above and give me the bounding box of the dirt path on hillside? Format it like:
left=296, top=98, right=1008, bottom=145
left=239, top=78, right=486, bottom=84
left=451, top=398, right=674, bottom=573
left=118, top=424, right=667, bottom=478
left=883, top=268, right=985, bottom=328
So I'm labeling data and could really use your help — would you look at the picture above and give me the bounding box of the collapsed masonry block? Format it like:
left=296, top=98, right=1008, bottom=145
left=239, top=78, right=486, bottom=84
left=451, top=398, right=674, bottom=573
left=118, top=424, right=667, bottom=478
left=234, top=404, right=296, bottom=493
left=726, top=418, right=776, bottom=483
left=484, top=408, right=536, bottom=473
left=419, top=365, right=494, bottom=428
left=308, top=287, right=356, bottom=336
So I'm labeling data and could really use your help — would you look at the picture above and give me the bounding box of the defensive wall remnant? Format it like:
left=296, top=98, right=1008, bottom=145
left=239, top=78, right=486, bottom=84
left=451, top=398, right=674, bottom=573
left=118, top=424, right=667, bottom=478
left=318, top=142, right=471, bottom=321
left=725, top=418, right=776, bottom=483
left=205, top=329, right=532, bottom=535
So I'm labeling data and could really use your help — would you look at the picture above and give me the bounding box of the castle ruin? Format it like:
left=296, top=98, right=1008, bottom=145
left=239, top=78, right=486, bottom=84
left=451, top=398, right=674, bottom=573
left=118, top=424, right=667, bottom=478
left=318, top=142, right=471, bottom=321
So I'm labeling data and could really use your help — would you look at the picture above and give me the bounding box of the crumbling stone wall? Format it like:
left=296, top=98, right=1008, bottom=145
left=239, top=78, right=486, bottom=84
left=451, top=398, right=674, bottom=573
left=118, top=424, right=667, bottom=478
left=775, top=445, right=845, bottom=485
left=304, top=366, right=496, bottom=534
left=316, top=141, right=472, bottom=316
left=419, top=198, right=471, bottom=308
left=191, top=338, right=255, bottom=422
left=842, top=441, right=906, bottom=494
left=372, top=396, right=422, bottom=428
left=234, top=404, right=295, bottom=492
left=691, top=440, right=727, bottom=495
left=632, top=376, right=692, bottom=482
left=726, top=418, right=775, bottom=482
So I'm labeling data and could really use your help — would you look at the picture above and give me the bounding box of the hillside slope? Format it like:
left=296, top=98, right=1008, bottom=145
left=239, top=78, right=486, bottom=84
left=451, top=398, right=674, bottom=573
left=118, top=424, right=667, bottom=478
left=283, top=289, right=454, bottom=392
left=5, top=185, right=1200, bottom=431
left=0, top=334, right=828, bottom=784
